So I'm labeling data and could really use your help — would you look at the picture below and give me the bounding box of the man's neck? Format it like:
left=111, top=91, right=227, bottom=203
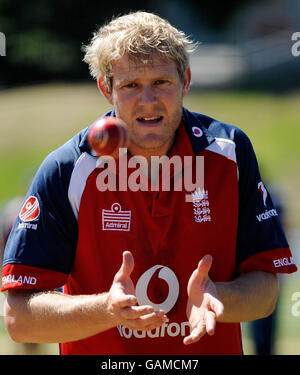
left=128, top=137, right=175, bottom=180
left=128, top=144, right=168, bottom=163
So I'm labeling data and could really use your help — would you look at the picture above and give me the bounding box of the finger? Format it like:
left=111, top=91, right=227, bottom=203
left=126, top=310, right=167, bottom=331
left=183, top=321, right=206, bottom=345
left=116, top=251, right=134, bottom=280
left=143, top=318, right=168, bottom=332
left=196, top=254, right=213, bottom=279
left=121, top=305, right=155, bottom=320
left=113, top=294, right=137, bottom=309
left=187, top=255, right=213, bottom=296
left=183, top=329, right=206, bottom=345
left=205, top=310, right=216, bottom=336
left=138, top=309, right=166, bottom=324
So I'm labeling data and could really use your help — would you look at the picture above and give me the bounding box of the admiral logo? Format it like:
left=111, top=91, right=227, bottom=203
left=19, top=196, right=40, bottom=222
left=102, top=203, right=131, bottom=231
left=18, top=222, right=38, bottom=230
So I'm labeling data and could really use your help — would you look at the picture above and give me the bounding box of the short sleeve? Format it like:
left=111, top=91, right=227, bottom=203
left=235, top=129, right=297, bottom=275
left=1, top=147, right=78, bottom=292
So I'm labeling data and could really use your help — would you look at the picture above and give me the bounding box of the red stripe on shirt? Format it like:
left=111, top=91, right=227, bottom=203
left=238, top=247, right=298, bottom=274
left=1, top=263, right=68, bottom=292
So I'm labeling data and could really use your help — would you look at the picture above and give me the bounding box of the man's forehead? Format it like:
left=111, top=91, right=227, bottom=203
left=112, top=53, right=177, bottom=74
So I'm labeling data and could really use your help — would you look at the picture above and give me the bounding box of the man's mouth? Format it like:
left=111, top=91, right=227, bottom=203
left=137, top=116, right=163, bottom=126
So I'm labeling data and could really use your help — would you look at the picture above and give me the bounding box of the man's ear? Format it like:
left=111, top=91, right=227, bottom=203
left=182, top=67, right=191, bottom=97
left=97, top=77, right=113, bottom=104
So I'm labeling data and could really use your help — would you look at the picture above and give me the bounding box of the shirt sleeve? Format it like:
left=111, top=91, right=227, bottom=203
left=1, top=147, right=78, bottom=292
left=234, top=129, right=297, bottom=275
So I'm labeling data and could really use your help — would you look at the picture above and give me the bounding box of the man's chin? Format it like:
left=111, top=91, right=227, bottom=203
left=136, top=134, right=166, bottom=147
left=130, top=135, right=171, bottom=155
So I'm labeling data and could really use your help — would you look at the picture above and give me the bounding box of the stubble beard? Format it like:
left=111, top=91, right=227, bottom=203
left=130, top=105, right=183, bottom=154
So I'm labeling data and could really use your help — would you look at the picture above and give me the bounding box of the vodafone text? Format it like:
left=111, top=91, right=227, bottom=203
left=117, top=319, right=191, bottom=339
left=256, top=208, right=278, bottom=222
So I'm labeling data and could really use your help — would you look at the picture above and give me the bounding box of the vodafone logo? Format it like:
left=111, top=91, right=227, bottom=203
left=19, top=196, right=40, bottom=222
left=118, top=266, right=191, bottom=340
left=136, top=265, right=179, bottom=314
left=258, top=182, right=268, bottom=206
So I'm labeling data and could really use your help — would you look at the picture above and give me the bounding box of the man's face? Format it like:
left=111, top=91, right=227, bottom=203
left=102, top=53, right=191, bottom=156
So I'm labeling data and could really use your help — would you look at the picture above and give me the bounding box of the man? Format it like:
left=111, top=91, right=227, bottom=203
left=1, top=11, right=297, bottom=355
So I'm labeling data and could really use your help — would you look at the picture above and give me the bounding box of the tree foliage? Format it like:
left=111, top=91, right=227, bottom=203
left=0, top=0, right=250, bottom=87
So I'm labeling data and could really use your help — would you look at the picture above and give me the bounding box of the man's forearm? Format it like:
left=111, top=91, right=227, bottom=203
left=4, top=290, right=115, bottom=343
left=4, top=252, right=167, bottom=345
left=215, top=271, right=279, bottom=323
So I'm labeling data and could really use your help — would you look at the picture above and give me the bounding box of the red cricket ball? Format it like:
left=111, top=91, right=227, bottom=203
left=87, top=117, right=129, bottom=159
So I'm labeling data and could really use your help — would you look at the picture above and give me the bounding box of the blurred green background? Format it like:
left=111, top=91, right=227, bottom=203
left=0, top=0, right=299, bottom=355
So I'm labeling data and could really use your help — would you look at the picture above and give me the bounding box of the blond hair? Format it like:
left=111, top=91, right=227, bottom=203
left=83, top=11, right=197, bottom=92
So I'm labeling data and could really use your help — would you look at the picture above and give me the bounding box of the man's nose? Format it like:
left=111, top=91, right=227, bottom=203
left=139, top=86, right=157, bottom=105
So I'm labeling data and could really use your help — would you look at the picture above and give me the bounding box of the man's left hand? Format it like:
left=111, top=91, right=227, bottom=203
left=184, top=255, right=224, bottom=345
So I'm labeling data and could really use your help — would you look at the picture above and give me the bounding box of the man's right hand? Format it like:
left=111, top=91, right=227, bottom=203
left=106, top=250, right=167, bottom=331
left=4, top=251, right=167, bottom=343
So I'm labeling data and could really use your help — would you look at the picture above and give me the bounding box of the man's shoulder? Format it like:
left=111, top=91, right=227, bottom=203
left=31, top=110, right=114, bottom=192
left=27, top=122, right=96, bottom=199
left=47, top=109, right=115, bottom=168
left=184, top=108, right=248, bottom=143
left=36, top=128, right=87, bottom=178
left=182, top=108, right=252, bottom=157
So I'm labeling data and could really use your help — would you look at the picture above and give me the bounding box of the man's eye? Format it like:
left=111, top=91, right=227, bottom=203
left=124, top=83, right=137, bottom=88
left=155, top=80, right=167, bottom=85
